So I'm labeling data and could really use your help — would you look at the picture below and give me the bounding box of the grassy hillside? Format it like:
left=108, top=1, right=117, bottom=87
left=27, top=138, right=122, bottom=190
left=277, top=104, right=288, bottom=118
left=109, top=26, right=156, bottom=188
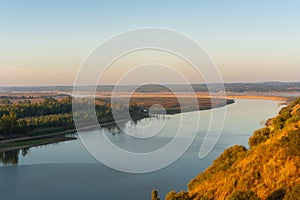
left=164, top=97, right=300, bottom=200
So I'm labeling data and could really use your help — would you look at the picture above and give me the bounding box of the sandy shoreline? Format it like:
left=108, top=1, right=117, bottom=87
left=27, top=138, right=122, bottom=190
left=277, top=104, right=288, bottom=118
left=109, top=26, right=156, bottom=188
left=2, top=91, right=296, bottom=104
left=90, top=92, right=290, bottom=101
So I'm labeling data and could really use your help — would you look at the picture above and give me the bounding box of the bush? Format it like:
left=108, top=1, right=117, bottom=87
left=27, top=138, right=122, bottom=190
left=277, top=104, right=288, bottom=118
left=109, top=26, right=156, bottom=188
left=289, top=97, right=300, bottom=108
left=228, top=190, right=260, bottom=200
left=152, top=189, right=160, bottom=200
left=189, top=145, right=247, bottom=190
left=296, top=108, right=300, bottom=117
left=286, top=115, right=300, bottom=124
left=212, top=145, right=247, bottom=172
left=266, top=188, right=286, bottom=200
left=284, top=185, right=300, bottom=200
left=165, top=191, right=177, bottom=200
left=249, top=127, right=271, bottom=148
left=165, top=191, right=191, bottom=200
left=280, top=129, right=300, bottom=156
left=273, top=107, right=293, bottom=130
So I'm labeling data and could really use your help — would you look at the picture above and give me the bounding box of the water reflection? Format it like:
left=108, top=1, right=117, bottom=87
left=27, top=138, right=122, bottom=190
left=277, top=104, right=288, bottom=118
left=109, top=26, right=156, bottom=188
left=0, top=118, right=145, bottom=165
left=100, top=115, right=170, bottom=136
left=0, top=115, right=171, bottom=165
left=0, top=148, right=29, bottom=165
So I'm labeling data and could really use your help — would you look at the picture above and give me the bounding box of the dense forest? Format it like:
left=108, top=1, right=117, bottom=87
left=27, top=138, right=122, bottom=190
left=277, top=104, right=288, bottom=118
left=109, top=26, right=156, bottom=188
left=159, top=97, right=300, bottom=200
left=0, top=96, right=144, bottom=140
left=0, top=97, right=73, bottom=139
left=0, top=94, right=233, bottom=140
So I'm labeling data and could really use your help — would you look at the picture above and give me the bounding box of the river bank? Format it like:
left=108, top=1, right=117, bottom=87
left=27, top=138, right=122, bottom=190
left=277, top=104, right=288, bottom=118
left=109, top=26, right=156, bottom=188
left=0, top=93, right=287, bottom=153
left=0, top=99, right=285, bottom=200
left=0, top=97, right=233, bottom=152
left=0, top=93, right=285, bottom=153
left=0, top=136, right=77, bottom=153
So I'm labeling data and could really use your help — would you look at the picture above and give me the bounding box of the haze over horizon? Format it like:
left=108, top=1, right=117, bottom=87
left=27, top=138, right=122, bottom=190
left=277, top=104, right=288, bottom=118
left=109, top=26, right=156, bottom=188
left=1, top=0, right=300, bottom=86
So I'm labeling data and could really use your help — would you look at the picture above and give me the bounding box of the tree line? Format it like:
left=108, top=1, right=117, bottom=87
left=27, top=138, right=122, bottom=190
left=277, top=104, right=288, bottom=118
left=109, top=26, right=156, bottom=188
left=0, top=96, right=144, bottom=138
left=0, top=97, right=72, bottom=119
left=0, top=97, right=74, bottom=137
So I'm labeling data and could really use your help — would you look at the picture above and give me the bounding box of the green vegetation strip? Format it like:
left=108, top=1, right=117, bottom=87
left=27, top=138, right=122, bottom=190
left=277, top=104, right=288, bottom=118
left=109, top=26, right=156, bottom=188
left=0, top=137, right=76, bottom=152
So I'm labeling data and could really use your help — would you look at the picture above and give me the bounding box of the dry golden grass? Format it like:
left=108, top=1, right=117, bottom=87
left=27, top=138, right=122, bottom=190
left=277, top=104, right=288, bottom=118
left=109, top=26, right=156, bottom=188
left=182, top=98, right=300, bottom=200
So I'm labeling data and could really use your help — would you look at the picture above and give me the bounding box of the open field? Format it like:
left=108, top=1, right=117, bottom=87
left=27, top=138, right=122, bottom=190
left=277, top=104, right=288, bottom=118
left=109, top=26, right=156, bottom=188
left=109, top=96, right=234, bottom=114
left=1, top=90, right=298, bottom=105
left=104, top=92, right=290, bottom=100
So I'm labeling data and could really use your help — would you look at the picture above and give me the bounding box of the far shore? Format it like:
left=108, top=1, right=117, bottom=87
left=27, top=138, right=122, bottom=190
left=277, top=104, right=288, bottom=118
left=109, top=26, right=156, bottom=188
left=1, top=92, right=294, bottom=153
left=1, top=91, right=296, bottom=105
left=70, top=91, right=293, bottom=101
left=224, top=95, right=287, bottom=101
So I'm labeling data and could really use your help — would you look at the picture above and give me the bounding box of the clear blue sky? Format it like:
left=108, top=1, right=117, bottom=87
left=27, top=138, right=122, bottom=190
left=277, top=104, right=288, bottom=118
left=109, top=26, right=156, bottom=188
left=0, top=0, right=299, bottom=86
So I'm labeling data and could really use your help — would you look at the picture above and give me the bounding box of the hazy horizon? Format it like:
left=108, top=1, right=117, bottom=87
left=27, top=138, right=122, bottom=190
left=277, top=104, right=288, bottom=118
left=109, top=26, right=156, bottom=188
left=1, top=81, right=300, bottom=88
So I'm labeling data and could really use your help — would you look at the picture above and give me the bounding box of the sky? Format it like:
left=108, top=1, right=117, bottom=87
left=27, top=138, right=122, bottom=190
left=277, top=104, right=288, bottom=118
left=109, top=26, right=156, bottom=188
left=0, top=0, right=299, bottom=86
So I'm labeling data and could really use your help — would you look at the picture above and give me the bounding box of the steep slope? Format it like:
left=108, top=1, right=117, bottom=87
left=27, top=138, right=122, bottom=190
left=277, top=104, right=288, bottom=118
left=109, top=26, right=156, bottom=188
left=165, top=97, right=300, bottom=200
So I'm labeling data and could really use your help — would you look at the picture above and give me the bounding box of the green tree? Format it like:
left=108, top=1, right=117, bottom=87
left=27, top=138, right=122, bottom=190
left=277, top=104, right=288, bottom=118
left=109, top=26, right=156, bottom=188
left=0, top=98, right=11, bottom=105
left=0, top=112, right=17, bottom=135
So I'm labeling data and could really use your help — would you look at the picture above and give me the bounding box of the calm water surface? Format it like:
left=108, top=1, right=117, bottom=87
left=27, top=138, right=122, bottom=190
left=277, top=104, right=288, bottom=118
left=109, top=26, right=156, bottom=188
left=0, top=99, right=284, bottom=200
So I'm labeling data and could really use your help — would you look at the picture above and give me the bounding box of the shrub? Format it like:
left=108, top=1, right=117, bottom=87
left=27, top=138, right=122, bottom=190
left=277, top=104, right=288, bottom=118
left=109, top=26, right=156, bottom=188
left=165, top=190, right=191, bottom=200
left=286, top=115, right=299, bottom=124
left=296, top=108, right=300, bottom=117
left=189, top=145, right=247, bottom=191
left=289, top=97, right=300, bottom=108
left=284, top=185, right=300, bottom=200
left=280, top=129, right=300, bottom=156
left=212, top=145, right=247, bottom=172
left=165, top=191, right=177, bottom=200
left=266, top=188, right=286, bottom=200
left=249, top=127, right=271, bottom=148
left=227, top=190, right=260, bottom=200
left=273, top=107, right=293, bottom=130
left=152, top=189, right=160, bottom=200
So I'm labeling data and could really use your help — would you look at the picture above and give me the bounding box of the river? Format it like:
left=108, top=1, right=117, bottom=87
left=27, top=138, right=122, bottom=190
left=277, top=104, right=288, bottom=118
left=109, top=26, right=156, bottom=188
left=0, top=99, right=284, bottom=200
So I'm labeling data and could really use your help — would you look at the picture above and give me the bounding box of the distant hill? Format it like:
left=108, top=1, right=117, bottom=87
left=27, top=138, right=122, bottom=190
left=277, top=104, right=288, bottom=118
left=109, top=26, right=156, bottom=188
left=1, top=82, right=300, bottom=93
left=163, top=97, right=300, bottom=200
